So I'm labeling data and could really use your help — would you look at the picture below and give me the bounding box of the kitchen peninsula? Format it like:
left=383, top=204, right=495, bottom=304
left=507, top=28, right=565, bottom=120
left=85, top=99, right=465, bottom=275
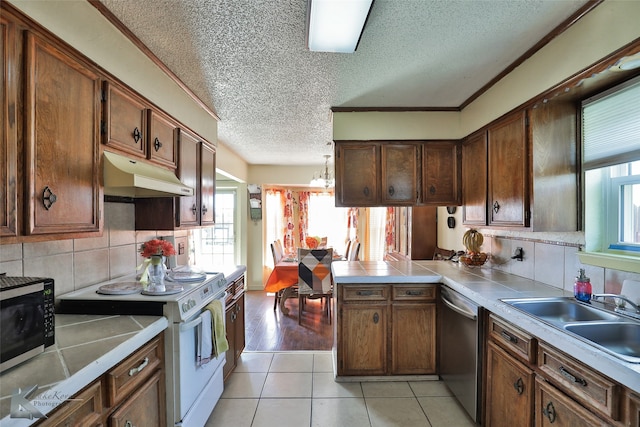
left=331, top=260, right=640, bottom=425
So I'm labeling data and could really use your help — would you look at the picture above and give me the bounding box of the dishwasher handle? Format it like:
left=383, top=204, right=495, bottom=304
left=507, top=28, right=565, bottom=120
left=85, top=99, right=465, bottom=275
left=441, top=293, right=477, bottom=321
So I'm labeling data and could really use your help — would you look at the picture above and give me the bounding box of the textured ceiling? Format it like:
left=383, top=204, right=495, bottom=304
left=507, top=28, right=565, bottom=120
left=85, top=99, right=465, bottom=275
left=99, top=0, right=589, bottom=166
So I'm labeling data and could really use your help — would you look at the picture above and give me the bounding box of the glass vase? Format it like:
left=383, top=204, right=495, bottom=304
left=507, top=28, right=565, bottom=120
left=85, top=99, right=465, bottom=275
left=148, top=255, right=166, bottom=292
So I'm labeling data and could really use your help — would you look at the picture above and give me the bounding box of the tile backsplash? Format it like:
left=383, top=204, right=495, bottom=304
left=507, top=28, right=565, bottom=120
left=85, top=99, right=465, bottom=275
left=0, top=202, right=162, bottom=298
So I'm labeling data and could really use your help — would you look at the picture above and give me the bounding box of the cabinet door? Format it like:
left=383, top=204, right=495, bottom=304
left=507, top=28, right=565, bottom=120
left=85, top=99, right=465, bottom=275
left=109, top=370, right=165, bottom=427
left=488, top=112, right=530, bottom=227
left=422, top=141, right=460, bottom=205
left=103, top=81, right=148, bottom=158
left=200, top=141, right=216, bottom=225
left=339, top=304, right=387, bottom=375
left=462, top=131, right=487, bottom=226
left=534, top=377, right=604, bottom=427
left=335, top=143, right=379, bottom=207
left=391, top=303, right=436, bottom=374
left=177, top=129, right=200, bottom=227
left=148, top=109, right=177, bottom=170
left=234, top=292, right=245, bottom=361
left=626, top=390, right=640, bottom=427
left=24, top=33, right=101, bottom=236
left=485, top=341, right=534, bottom=427
left=1, top=15, right=17, bottom=238
left=223, top=303, right=236, bottom=381
left=381, top=144, right=418, bottom=205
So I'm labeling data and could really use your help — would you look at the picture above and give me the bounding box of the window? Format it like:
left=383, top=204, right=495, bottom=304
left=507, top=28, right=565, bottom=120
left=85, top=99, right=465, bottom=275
left=582, top=76, right=640, bottom=259
left=306, top=192, right=349, bottom=252
left=200, top=190, right=237, bottom=265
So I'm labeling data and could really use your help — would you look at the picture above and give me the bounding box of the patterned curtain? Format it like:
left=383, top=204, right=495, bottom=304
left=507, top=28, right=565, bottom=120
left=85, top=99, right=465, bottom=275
left=385, top=207, right=395, bottom=254
left=298, top=191, right=310, bottom=246
left=282, top=190, right=295, bottom=255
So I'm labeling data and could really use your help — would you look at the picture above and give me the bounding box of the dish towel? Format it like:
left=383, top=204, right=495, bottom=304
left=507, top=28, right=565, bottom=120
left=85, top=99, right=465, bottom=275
left=197, top=310, right=212, bottom=366
left=206, top=300, right=229, bottom=357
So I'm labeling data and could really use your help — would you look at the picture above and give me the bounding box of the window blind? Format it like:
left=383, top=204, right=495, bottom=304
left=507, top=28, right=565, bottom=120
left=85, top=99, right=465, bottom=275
left=582, top=77, right=640, bottom=170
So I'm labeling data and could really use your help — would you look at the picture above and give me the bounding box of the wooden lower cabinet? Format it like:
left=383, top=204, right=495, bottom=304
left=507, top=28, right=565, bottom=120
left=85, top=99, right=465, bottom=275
left=535, top=376, right=603, bottom=427
left=223, top=274, right=246, bottom=381
left=336, top=284, right=436, bottom=376
left=625, top=390, right=640, bottom=427
left=38, top=334, right=164, bottom=427
left=485, top=341, right=534, bottom=427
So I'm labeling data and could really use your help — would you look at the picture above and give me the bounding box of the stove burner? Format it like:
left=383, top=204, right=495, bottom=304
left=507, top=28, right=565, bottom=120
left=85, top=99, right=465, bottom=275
left=96, top=282, right=142, bottom=295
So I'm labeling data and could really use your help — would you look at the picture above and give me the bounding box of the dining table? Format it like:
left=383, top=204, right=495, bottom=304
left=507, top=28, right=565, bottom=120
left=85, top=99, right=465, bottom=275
left=264, top=259, right=299, bottom=314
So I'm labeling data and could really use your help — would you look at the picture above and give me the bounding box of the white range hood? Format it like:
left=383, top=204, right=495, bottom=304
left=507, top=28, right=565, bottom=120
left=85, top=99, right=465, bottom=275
left=103, top=151, right=194, bottom=198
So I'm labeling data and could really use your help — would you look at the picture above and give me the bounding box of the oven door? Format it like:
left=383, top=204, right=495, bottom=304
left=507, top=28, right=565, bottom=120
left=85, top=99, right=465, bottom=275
left=173, top=293, right=226, bottom=425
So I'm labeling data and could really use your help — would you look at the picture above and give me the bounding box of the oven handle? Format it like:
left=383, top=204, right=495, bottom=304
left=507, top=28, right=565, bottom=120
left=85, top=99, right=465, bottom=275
left=180, top=316, right=202, bottom=332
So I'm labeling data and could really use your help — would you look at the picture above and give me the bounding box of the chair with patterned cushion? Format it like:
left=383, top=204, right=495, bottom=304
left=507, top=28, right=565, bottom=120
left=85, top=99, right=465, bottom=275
left=297, top=248, right=333, bottom=325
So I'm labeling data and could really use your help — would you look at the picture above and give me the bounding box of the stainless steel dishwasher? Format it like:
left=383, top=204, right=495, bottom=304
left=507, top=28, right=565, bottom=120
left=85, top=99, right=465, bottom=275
left=439, top=286, right=484, bottom=424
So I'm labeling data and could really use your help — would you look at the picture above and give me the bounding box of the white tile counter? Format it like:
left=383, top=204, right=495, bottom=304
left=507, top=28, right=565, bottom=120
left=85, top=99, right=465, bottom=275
left=331, top=260, right=640, bottom=393
left=0, top=314, right=168, bottom=425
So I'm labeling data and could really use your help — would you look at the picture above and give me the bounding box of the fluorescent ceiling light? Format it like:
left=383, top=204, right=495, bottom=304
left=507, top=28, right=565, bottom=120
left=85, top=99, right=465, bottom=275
left=307, top=0, right=374, bottom=53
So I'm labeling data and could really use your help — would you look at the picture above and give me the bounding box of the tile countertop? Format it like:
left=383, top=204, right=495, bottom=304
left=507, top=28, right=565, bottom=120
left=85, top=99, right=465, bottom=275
left=331, top=260, right=640, bottom=393
left=0, top=313, right=168, bottom=425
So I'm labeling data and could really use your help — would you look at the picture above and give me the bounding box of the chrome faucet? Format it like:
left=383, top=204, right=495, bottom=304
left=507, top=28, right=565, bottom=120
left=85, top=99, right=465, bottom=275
left=591, top=293, right=640, bottom=314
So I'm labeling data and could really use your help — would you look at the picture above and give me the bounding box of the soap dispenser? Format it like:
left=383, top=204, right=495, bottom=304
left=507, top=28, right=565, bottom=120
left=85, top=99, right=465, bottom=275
left=574, top=269, right=592, bottom=302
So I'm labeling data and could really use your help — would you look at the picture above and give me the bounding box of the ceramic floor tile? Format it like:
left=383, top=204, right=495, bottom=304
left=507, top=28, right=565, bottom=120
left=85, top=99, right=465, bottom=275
left=251, top=398, right=311, bottom=427
left=313, top=352, right=334, bottom=372
left=269, top=352, right=314, bottom=372
left=261, top=372, right=313, bottom=398
left=235, top=352, right=274, bottom=373
left=361, top=381, right=415, bottom=398
left=418, top=396, right=475, bottom=427
left=312, top=372, right=363, bottom=398
left=366, top=397, right=431, bottom=427
left=408, top=381, right=453, bottom=397
left=204, top=398, right=258, bottom=427
left=312, top=397, right=371, bottom=427
left=221, top=372, right=268, bottom=398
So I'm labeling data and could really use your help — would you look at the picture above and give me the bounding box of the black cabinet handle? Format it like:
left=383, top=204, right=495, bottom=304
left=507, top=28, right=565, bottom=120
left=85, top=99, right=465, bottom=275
left=42, top=186, right=57, bottom=210
left=363, top=186, right=370, bottom=197
left=559, top=366, right=587, bottom=387
left=132, top=127, right=141, bottom=144
left=513, top=377, right=524, bottom=395
left=542, top=401, right=557, bottom=423
left=191, top=204, right=197, bottom=216
left=356, top=290, right=373, bottom=296
left=429, top=185, right=436, bottom=195
left=154, top=137, right=163, bottom=151
left=500, top=330, right=518, bottom=344
left=493, top=200, right=500, bottom=213
left=202, top=204, right=208, bottom=215
left=373, top=312, right=379, bottom=324
left=405, top=290, right=423, bottom=296
left=388, top=186, right=395, bottom=196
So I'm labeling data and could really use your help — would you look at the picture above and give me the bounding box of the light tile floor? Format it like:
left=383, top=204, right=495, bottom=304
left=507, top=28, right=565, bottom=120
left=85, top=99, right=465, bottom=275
left=205, top=352, right=477, bottom=427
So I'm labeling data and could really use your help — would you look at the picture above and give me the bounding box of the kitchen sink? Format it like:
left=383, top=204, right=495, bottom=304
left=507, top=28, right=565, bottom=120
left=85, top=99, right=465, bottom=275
left=502, top=297, right=640, bottom=363
left=564, top=322, right=640, bottom=364
left=502, top=297, right=623, bottom=325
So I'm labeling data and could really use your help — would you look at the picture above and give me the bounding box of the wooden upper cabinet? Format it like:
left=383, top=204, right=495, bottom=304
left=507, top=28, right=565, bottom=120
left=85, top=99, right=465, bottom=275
left=488, top=111, right=530, bottom=227
left=148, top=109, right=178, bottom=170
left=462, top=131, right=488, bottom=226
left=1, top=15, right=18, bottom=238
left=177, top=129, right=200, bottom=227
left=24, top=32, right=101, bottom=236
left=422, top=141, right=460, bottom=205
left=335, top=142, right=379, bottom=207
left=200, top=141, right=216, bottom=225
left=381, top=144, right=419, bottom=205
left=103, top=81, right=148, bottom=158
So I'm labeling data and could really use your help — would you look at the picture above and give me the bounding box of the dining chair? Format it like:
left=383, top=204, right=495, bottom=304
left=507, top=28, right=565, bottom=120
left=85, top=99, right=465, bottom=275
left=270, top=242, right=283, bottom=310
left=348, top=242, right=360, bottom=261
left=297, top=248, right=333, bottom=325
left=343, top=240, right=352, bottom=260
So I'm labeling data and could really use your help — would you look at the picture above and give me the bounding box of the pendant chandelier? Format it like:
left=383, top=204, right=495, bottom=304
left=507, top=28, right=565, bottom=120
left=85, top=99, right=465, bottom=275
left=310, top=154, right=335, bottom=189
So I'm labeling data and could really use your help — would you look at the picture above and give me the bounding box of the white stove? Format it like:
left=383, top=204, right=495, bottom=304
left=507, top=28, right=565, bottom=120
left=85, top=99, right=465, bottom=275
left=58, top=271, right=228, bottom=427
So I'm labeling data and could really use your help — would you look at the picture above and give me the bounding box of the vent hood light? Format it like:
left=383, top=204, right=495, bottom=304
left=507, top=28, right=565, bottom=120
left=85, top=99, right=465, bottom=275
left=103, top=151, right=194, bottom=198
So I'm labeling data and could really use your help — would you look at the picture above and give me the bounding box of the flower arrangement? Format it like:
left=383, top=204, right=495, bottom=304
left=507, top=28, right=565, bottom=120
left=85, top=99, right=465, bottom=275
left=305, top=236, right=321, bottom=249
left=139, top=239, right=176, bottom=258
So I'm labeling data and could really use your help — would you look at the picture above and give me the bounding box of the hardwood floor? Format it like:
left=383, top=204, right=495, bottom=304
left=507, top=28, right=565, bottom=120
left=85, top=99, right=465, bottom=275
left=244, top=290, right=333, bottom=351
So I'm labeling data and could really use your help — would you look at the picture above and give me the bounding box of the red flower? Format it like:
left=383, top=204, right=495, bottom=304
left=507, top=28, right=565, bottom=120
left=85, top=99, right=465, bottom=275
left=139, top=239, right=176, bottom=258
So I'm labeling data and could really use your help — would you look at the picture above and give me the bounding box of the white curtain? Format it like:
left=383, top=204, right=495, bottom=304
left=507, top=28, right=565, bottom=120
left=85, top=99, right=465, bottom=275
left=366, top=207, right=387, bottom=261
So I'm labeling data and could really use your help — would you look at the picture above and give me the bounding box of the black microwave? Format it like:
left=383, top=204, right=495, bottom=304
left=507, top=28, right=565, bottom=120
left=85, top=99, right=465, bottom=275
left=0, top=277, right=55, bottom=373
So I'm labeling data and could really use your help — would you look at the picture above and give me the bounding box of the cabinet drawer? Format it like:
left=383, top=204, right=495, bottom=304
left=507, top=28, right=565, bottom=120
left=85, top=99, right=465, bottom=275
left=43, top=380, right=103, bottom=427
left=535, top=376, right=605, bottom=427
left=392, top=285, right=436, bottom=301
left=108, top=370, right=164, bottom=427
left=342, top=285, right=388, bottom=302
left=106, top=336, right=163, bottom=407
left=537, top=343, right=619, bottom=420
left=488, top=315, right=536, bottom=363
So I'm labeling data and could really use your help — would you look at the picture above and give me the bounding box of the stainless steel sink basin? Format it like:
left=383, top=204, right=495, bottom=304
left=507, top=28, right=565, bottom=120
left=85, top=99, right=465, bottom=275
left=564, top=322, right=640, bottom=363
left=502, top=297, right=622, bottom=325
